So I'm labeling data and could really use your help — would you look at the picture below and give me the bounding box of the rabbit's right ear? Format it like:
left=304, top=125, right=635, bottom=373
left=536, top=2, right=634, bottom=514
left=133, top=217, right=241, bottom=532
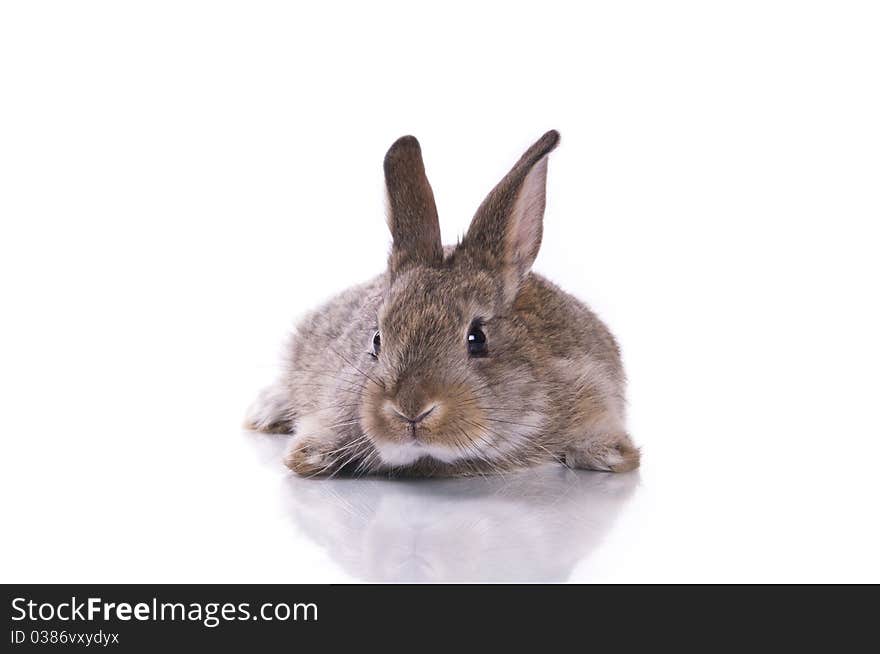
left=384, top=136, right=444, bottom=275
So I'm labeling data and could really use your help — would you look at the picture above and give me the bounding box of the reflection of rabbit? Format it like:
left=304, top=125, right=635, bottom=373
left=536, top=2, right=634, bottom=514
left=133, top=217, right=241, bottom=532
left=247, top=131, right=638, bottom=477
left=281, top=466, right=639, bottom=582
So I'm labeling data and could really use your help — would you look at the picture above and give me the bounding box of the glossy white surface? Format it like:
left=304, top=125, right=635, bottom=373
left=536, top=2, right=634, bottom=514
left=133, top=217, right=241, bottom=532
left=2, top=2, right=879, bottom=583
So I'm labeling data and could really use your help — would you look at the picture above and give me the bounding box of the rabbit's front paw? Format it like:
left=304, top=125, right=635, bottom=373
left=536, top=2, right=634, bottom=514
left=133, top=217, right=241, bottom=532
left=282, top=416, right=356, bottom=476
left=564, top=432, right=640, bottom=473
left=284, top=436, right=336, bottom=476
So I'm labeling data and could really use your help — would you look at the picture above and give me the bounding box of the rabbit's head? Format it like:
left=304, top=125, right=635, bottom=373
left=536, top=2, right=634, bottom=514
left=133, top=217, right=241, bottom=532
left=360, top=131, right=561, bottom=470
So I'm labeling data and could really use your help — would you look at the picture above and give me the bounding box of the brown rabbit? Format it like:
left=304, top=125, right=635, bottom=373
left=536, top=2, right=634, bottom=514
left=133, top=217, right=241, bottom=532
left=246, top=131, right=639, bottom=476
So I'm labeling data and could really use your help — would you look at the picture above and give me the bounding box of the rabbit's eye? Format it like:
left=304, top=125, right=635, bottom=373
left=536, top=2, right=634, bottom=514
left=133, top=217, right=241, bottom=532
left=467, top=322, right=488, bottom=357
left=371, top=330, right=381, bottom=357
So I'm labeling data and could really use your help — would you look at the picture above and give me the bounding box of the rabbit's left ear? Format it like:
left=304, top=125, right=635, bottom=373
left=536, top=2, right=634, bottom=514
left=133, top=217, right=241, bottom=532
left=384, top=135, right=444, bottom=275
left=460, top=130, right=560, bottom=300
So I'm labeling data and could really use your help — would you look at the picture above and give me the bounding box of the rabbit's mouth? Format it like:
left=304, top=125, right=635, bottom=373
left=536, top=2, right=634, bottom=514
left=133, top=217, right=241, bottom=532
left=370, top=400, right=462, bottom=466
left=359, top=376, right=518, bottom=470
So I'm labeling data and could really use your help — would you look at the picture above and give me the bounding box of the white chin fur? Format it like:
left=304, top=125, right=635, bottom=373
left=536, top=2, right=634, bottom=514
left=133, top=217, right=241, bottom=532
left=374, top=440, right=462, bottom=466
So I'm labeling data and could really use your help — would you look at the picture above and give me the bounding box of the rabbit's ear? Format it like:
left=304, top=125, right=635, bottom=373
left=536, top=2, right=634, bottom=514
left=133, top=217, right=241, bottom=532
left=384, top=135, right=444, bottom=274
left=461, top=130, right=560, bottom=299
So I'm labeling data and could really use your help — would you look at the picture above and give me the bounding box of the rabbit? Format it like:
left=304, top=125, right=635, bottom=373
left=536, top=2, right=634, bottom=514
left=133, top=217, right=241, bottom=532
left=246, top=130, right=640, bottom=477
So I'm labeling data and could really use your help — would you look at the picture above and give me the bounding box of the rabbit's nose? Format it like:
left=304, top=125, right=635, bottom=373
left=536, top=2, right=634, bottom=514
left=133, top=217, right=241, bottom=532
left=392, top=404, right=437, bottom=425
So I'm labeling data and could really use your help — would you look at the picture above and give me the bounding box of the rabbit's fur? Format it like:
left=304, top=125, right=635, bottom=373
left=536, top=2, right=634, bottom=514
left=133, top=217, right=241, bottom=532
left=247, top=131, right=639, bottom=476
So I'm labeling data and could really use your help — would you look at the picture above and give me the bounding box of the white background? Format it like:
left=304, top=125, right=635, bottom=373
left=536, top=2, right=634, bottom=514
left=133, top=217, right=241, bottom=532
left=1, top=1, right=878, bottom=582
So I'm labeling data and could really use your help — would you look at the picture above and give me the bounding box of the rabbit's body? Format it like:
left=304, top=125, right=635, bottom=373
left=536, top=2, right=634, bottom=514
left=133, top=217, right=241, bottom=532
left=247, top=131, right=639, bottom=476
